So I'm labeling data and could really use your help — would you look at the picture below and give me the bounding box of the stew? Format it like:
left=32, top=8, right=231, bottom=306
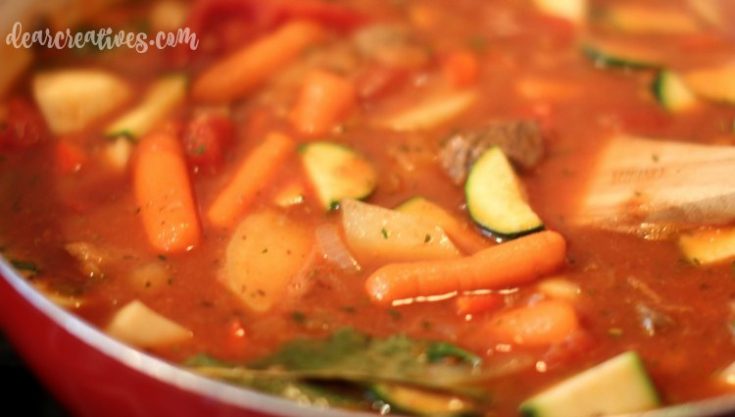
left=1, top=0, right=735, bottom=416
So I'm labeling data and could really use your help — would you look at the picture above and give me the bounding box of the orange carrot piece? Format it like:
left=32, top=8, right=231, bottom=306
left=442, top=50, right=480, bottom=88
left=290, top=69, right=356, bottom=136
left=207, top=132, right=294, bottom=228
left=134, top=131, right=201, bottom=253
left=455, top=293, right=504, bottom=316
left=365, top=230, right=566, bottom=305
left=192, top=20, right=325, bottom=103
left=484, top=299, right=580, bottom=347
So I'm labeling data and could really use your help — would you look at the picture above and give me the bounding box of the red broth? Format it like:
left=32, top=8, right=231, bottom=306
left=1, top=0, right=735, bottom=416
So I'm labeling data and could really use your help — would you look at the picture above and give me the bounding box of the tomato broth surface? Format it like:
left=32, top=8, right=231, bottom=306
left=1, top=0, right=735, bottom=416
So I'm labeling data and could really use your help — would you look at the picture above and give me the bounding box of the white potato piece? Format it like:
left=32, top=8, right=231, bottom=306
left=533, top=0, right=587, bottom=24
left=104, top=136, right=134, bottom=171
left=379, top=90, right=476, bottom=131
left=105, top=75, right=187, bottom=139
left=679, top=227, right=735, bottom=265
left=106, top=300, right=192, bottom=348
left=221, top=210, right=314, bottom=313
left=33, top=69, right=131, bottom=134
left=341, top=199, right=460, bottom=265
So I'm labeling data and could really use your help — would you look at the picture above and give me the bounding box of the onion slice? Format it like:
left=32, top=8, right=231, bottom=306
left=315, top=223, right=361, bottom=273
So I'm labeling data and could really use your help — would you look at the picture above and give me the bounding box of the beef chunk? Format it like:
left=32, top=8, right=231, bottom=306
left=440, top=120, right=544, bottom=184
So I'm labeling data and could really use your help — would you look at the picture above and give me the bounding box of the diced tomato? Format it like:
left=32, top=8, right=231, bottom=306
left=183, top=112, right=235, bottom=172
left=55, top=140, right=87, bottom=174
left=441, top=50, right=480, bottom=88
left=218, top=318, right=248, bottom=359
left=455, top=293, right=505, bottom=316
left=187, top=0, right=366, bottom=56
left=0, top=98, right=47, bottom=151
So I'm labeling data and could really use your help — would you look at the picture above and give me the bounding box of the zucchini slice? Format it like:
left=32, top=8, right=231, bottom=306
left=465, top=147, right=543, bottom=239
left=105, top=74, right=187, bottom=140
left=371, top=383, right=480, bottom=417
left=651, top=70, right=698, bottom=112
left=532, top=0, right=587, bottom=24
left=299, top=142, right=377, bottom=210
left=582, top=41, right=660, bottom=70
left=520, top=351, right=660, bottom=417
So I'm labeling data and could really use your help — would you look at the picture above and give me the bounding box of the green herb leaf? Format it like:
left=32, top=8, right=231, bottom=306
left=193, top=329, right=489, bottom=395
left=10, top=259, right=39, bottom=275
left=187, top=329, right=511, bottom=415
left=426, top=342, right=482, bottom=367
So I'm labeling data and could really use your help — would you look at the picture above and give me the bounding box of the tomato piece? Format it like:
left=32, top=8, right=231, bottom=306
left=56, top=140, right=87, bottom=174
left=187, top=0, right=366, bottom=54
left=183, top=113, right=234, bottom=172
left=0, top=98, right=47, bottom=151
left=442, top=50, right=480, bottom=88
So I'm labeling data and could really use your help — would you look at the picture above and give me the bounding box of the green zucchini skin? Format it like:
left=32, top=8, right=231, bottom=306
left=519, top=351, right=660, bottom=417
left=299, top=142, right=377, bottom=210
left=651, top=70, right=698, bottom=112
left=582, top=44, right=658, bottom=70
left=465, top=147, right=543, bottom=240
left=369, top=383, right=481, bottom=417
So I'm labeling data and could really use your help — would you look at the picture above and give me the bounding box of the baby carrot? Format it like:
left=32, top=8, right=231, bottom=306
left=290, top=69, right=356, bottom=136
left=192, top=20, right=325, bottom=103
left=484, top=299, right=580, bottom=347
left=455, top=293, right=505, bottom=316
left=134, top=131, right=201, bottom=253
left=365, top=230, right=566, bottom=305
left=207, top=132, right=294, bottom=228
left=442, top=50, right=480, bottom=88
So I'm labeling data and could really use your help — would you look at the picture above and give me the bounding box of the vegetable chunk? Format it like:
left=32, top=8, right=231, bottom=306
left=32, top=69, right=131, bottom=134
left=221, top=210, right=314, bottom=313
left=207, top=132, right=294, bottom=228
left=106, top=300, right=192, bottom=348
left=365, top=230, right=566, bottom=305
left=520, top=351, right=660, bottom=417
left=341, top=199, right=460, bottom=265
left=192, top=20, right=325, bottom=103
left=300, top=142, right=377, bottom=210
left=105, top=75, right=187, bottom=140
left=134, top=131, right=201, bottom=253
left=485, top=300, right=579, bottom=347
